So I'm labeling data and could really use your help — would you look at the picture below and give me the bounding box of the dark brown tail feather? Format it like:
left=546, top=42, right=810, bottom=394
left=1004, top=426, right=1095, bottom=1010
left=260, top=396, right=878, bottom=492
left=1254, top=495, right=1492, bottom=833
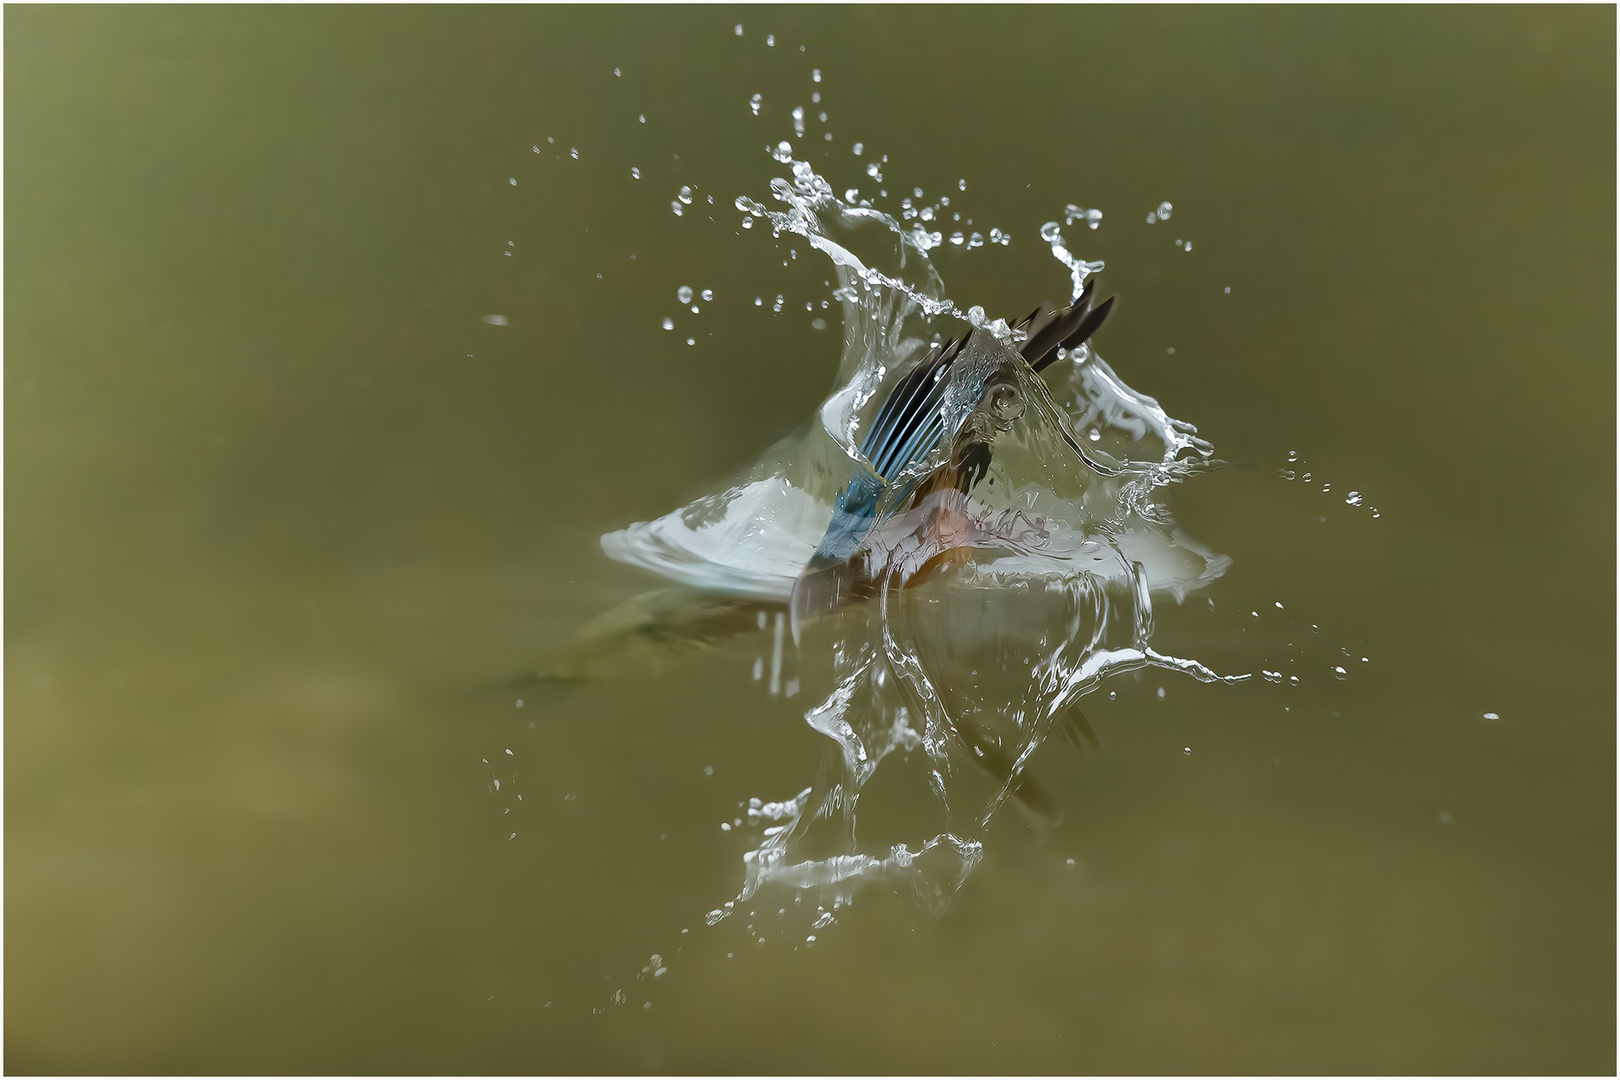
left=1019, top=280, right=1117, bottom=374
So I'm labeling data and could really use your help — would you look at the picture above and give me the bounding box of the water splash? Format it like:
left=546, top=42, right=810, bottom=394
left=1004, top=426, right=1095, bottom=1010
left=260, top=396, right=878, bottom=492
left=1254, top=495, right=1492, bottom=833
left=602, top=144, right=1242, bottom=923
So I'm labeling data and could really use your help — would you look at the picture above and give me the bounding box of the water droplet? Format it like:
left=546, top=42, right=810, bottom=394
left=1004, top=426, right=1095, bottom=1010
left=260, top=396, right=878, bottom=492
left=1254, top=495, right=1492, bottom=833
left=734, top=23, right=743, bottom=35
left=638, top=113, right=646, bottom=124
left=753, top=297, right=762, bottom=306
left=766, top=33, right=775, bottom=46
left=773, top=141, right=794, bottom=163
left=677, top=186, right=693, bottom=205
left=662, top=317, right=674, bottom=330
left=630, top=166, right=641, bottom=179
left=1333, top=666, right=1348, bottom=679
left=1183, top=747, right=1192, bottom=756
left=701, top=288, right=713, bottom=302
left=481, top=314, right=508, bottom=326
left=1345, top=491, right=1363, bottom=506
left=1279, top=469, right=1296, bottom=480
left=613, top=67, right=621, bottom=77
left=1156, top=687, right=1166, bottom=699
left=569, top=147, right=579, bottom=159
left=1157, top=200, right=1173, bottom=220
left=749, top=92, right=762, bottom=116
left=852, top=142, right=864, bottom=156
left=508, top=177, right=517, bottom=186
left=1088, top=428, right=1101, bottom=442
left=686, top=337, right=695, bottom=346
left=811, top=317, right=827, bottom=330
left=1483, top=712, right=1500, bottom=721
left=1289, top=675, right=1300, bottom=686
left=958, top=178, right=967, bottom=191
left=812, top=68, right=822, bottom=82
left=792, top=106, right=805, bottom=136
left=677, top=286, right=693, bottom=304
left=703, top=766, right=714, bottom=777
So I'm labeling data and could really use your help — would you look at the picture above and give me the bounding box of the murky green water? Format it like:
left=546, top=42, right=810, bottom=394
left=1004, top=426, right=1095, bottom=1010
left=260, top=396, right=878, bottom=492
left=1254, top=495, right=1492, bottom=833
left=7, top=7, right=1614, bottom=1074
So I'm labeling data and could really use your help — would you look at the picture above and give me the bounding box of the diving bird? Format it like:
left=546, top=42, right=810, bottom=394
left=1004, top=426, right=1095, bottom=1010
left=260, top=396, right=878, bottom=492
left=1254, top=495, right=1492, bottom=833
left=789, top=280, right=1116, bottom=629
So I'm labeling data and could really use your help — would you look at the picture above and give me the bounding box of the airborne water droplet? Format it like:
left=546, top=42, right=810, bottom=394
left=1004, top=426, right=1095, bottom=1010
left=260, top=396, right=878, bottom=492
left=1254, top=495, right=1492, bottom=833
left=677, top=286, right=694, bottom=304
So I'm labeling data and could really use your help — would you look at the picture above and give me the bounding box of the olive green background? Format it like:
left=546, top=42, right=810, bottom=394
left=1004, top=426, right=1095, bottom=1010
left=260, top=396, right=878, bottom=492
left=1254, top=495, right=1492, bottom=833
left=7, top=6, right=1613, bottom=1073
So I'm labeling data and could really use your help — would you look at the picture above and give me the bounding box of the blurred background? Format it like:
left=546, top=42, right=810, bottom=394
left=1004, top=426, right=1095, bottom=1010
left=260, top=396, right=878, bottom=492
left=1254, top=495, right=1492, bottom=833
left=6, top=6, right=1613, bottom=1073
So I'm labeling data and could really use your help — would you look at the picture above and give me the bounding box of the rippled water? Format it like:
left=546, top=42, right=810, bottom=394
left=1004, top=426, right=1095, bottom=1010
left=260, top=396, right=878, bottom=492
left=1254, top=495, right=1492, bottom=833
left=7, top=7, right=1613, bottom=1074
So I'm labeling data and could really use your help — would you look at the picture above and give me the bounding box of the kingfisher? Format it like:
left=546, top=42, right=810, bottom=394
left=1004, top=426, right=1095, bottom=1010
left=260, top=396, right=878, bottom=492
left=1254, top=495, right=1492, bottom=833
left=790, top=280, right=1115, bottom=628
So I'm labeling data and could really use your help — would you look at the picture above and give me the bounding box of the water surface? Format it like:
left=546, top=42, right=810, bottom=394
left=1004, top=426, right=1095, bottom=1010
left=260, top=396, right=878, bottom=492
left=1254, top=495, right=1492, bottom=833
left=6, top=7, right=1614, bottom=1073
